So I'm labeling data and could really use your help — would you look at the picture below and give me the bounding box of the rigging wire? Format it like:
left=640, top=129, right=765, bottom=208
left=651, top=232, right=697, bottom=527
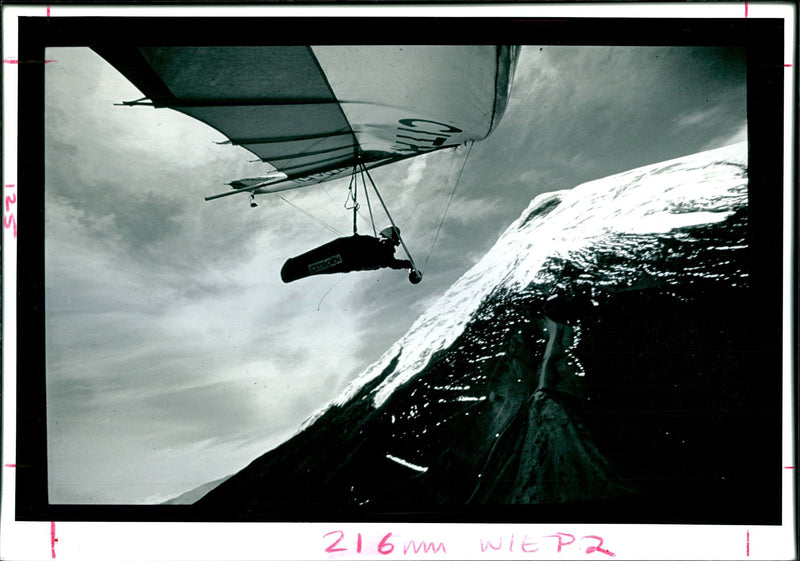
left=400, top=152, right=452, bottom=228
left=320, top=183, right=341, bottom=209
left=269, top=141, right=471, bottom=273
left=276, top=194, right=343, bottom=237
left=275, top=164, right=375, bottom=241
left=344, top=165, right=376, bottom=235
left=409, top=146, right=462, bottom=226
left=361, top=167, right=378, bottom=237
left=423, top=141, right=474, bottom=271
left=361, top=162, right=418, bottom=273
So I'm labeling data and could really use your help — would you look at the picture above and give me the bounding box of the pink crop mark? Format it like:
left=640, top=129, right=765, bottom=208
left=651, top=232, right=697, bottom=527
left=51, top=522, right=58, bottom=558
left=3, top=58, right=57, bottom=64
left=746, top=529, right=750, bottom=557
left=4, top=464, right=16, bottom=468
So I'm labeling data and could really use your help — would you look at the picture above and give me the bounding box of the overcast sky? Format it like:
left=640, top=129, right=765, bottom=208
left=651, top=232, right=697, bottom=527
left=44, top=44, right=747, bottom=504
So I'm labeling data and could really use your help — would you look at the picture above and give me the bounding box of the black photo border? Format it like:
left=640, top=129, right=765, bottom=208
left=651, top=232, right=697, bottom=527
left=10, top=10, right=791, bottom=526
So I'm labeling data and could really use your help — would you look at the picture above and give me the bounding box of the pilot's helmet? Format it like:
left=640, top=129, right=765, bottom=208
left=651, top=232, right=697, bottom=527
left=379, top=226, right=401, bottom=246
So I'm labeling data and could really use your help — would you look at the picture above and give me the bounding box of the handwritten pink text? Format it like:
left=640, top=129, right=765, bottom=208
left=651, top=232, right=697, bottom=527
left=4, top=184, right=16, bottom=238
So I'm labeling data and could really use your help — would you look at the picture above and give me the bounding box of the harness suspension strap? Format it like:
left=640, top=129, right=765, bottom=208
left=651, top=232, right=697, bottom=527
left=352, top=172, right=358, bottom=234
left=360, top=162, right=419, bottom=273
left=353, top=192, right=358, bottom=235
left=345, top=167, right=360, bottom=234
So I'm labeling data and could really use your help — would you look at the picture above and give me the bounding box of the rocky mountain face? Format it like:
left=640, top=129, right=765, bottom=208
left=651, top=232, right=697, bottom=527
left=194, top=142, right=781, bottom=524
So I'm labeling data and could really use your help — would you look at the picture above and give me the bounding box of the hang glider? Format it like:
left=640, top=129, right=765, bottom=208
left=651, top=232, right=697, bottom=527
left=92, top=45, right=520, bottom=199
left=94, top=44, right=519, bottom=283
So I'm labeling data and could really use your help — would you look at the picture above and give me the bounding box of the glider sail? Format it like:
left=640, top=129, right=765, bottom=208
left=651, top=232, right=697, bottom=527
left=93, top=45, right=519, bottom=198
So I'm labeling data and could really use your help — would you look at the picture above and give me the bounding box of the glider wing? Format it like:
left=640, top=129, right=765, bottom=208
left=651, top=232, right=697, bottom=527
left=93, top=45, right=519, bottom=196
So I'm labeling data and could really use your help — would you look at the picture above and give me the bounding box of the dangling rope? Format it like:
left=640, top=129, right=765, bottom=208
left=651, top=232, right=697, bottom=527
left=423, top=141, right=474, bottom=271
left=316, top=276, right=346, bottom=311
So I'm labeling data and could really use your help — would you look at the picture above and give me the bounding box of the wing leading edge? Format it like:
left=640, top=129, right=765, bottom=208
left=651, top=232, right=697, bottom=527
left=93, top=45, right=519, bottom=197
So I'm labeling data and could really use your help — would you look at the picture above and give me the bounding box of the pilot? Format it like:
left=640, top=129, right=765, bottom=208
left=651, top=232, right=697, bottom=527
left=367, top=226, right=412, bottom=270
left=281, top=226, right=422, bottom=284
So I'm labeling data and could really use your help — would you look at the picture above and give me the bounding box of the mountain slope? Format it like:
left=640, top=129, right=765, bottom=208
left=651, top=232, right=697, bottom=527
left=195, top=142, right=781, bottom=524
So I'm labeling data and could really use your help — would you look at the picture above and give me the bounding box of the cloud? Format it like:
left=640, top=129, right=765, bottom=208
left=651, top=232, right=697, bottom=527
left=45, top=144, right=376, bottom=502
left=43, top=44, right=750, bottom=503
left=675, top=105, right=726, bottom=129
left=402, top=157, right=428, bottom=188
left=700, top=123, right=748, bottom=152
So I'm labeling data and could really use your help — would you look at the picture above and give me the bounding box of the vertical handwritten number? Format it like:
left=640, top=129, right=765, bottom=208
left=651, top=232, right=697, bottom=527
left=323, top=530, right=347, bottom=553
left=582, top=535, right=616, bottom=557
left=3, top=215, right=16, bottom=238
left=378, top=533, right=395, bottom=555
left=4, top=190, right=16, bottom=238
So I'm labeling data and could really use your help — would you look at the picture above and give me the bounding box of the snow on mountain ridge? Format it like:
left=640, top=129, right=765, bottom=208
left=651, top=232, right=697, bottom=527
left=502, top=142, right=747, bottom=288
left=303, top=141, right=747, bottom=423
